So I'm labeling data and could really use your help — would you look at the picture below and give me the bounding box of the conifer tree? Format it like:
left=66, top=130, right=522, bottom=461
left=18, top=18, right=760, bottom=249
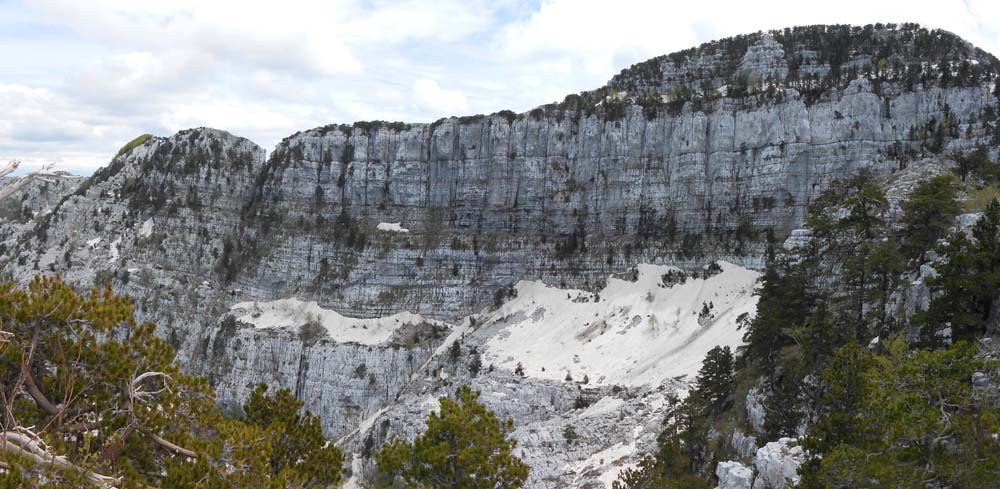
left=692, top=346, right=734, bottom=415
left=468, top=348, right=483, bottom=377
left=801, top=341, right=876, bottom=456
left=920, top=198, right=1000, bottom=338
left=241, top=385, right=345, bottom=487
left=375, top=385, right=529, bottom=488
left=741, top=254, right=812, bottom=371
left=0, top=276, right=345, bottom=487
left=612, top=394, right=711, bottom=489
left=900, top=173, right=961, bottom=260
left=800, top=339, right=1000, bottom=487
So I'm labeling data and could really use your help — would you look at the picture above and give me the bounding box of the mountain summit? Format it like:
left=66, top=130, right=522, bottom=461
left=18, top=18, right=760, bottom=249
left=2, top=23, right=998, bottom=487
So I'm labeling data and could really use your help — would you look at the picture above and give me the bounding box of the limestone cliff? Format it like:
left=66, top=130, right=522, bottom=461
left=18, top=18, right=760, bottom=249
left=1, top=24, right=998, bottom=487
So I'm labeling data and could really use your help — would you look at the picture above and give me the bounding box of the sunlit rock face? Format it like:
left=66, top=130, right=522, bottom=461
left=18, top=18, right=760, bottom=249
left=2, top=24, right=998, bottom=487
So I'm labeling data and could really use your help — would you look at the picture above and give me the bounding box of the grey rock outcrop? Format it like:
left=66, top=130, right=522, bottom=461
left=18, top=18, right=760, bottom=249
left=0, top=24, right=998, bottom=487
left=752, top=438, right=805, bottom=489
left=746, top=387, right=768, bottom=435
left=732, top=430, right=760, bottom=461
left=717, top=461, right=754, bottom=489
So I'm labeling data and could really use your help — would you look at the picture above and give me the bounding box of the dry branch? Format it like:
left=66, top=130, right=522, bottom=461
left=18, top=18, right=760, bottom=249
left=2, top=429, right=118, bottom=486
left=150, top=433, right=198, bottom=459
left=0, top=161, right=60, bottom=202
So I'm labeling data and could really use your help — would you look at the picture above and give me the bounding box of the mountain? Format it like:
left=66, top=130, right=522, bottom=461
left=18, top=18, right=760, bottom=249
left=2, top=23, right=998, bottom=487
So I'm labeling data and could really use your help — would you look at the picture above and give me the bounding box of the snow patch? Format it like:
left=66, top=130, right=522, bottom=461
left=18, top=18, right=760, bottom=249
left=357, top=406, right=390, bottom=436
left=420, top=395, right=441, bottom=414
left=579, top=397, right=625, bottom=418
left=376, top=222, right=409, bottom=233
left=229, top=298, right=444, bottom=346
left=342, top=454, right=365, bottom=489
left=567, top=425, right=644, bottom=488
left=336, top=405, right=391, bottom=450
left=482, top=262, right=760, bottom=386
left=108, top=237, right=121, bottom=263
left=139, top=218, right=154, bottom=238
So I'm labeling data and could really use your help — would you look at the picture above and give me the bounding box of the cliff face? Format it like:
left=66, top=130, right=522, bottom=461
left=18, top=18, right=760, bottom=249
left=213, top=25, right=999, bottom=320
left=1, top=24, right=999, bottom=487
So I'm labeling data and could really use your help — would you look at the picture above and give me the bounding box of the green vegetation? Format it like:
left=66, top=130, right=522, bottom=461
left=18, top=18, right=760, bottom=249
left=966, top=183, right=1000, bottom=212
left=613, top=433, right=711, bottom=489
left=562, top=425, right=578, bottom=445
left=799, top=340, right=1000, bottom=487
left=691, top=346, right=735, bottom=415
left=115, top=134, right=153, bottom=159
left=614, top=345, right=738, bottom=487
left=375, top=385, right=530, bottom=488
left=953, top=146, right=998, bottom=182
left=240, top=385, right=345, bottom=487
left=916, top=198, right=1000, bottom=341
left=610, top=23, right=999, bottom=115
left=900, top=174, right=961, bottom=260
left=618, top=167, right=1000, bottom=487
left=951, top=146, right=1000, bottom=212
left=0, top=275, right=345, bottom=487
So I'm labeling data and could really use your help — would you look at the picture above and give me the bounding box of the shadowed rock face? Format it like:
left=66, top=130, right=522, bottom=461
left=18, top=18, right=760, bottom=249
left=1, top=24, right=998, bottom=487
left=201, top=25, right=1000, bottom=320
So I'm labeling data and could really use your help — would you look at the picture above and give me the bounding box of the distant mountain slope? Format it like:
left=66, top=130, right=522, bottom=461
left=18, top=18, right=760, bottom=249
left=0, top=23, right=997, bottom=487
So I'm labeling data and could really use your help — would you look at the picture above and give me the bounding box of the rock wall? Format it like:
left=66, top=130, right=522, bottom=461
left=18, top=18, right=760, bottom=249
left=241, top=76, right=995, bottom=320
left=1, top=24, right=999, bottom=487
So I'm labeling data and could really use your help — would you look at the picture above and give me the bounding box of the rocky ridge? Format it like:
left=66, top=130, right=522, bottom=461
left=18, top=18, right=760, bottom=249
left=1, top=24, right=999, bottom=487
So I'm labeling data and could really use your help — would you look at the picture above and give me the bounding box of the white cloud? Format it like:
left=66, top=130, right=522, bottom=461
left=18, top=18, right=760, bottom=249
left=345, top=0, right=498, bottom=45
left=33, top=0, right=364, bottom=76
left=497, top=0, right=1000, bottom=93
left=0, top=84, right=136, bottom=172
left=412, top=79, right=469, bottom=116
left=0, top=0, right=998, bottom=173
left=67, top=51, right=205, bottom=111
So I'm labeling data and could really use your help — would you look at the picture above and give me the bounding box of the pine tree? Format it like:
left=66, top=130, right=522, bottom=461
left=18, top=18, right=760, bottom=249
left=801, top=341, right=876, bottom=456
left=0, top=276, right=206, bottom=485
left=953, top=146, right=996, bottom=182
left=692, top=346, right=734, bottom=415
left=0, top=276, right=344, bottom=487
left=468, top=348, right=483, bottom=377
left=742, top=255, right=812, bottom=371
left=974, top=199, right=1000, bottom=334
left=800, top=339, right=1000, bottom=488
left=562, top=424, right=578, bottom=445
left=900, top=173, right=961, bottom=260
left=375, top=385, right=530, bottom=488
left=612, top=398, right=711, bottom=489
left=804, top=169, right=899, bottom=341
left=919, top=199, right=1000, bottom=338
left=867, top=240, right=906, bottom=336
left=241, top=385, right=345, bottom=487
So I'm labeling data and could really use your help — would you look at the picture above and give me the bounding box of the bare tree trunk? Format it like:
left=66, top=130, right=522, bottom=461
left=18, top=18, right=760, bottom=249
left=0, top=160, right=60, bottom=201
left=987, top=296, right=1000, bottom=334
left=2, top=430, right=118, bottom=486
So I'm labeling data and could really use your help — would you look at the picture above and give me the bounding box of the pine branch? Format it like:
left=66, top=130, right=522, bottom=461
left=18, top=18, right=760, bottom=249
left=149, top=433, right=198, bottom=459
left=2, top=429, right=119, bottom=486
left=0, top=161, right=60, bottom=202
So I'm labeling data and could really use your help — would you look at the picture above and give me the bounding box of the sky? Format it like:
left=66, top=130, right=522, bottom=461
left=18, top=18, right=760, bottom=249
left=2, top=0, right=999, bottom=174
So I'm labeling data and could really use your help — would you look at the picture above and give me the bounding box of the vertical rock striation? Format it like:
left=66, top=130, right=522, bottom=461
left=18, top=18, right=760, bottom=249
left=1, top=23, right=999, bottom=487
